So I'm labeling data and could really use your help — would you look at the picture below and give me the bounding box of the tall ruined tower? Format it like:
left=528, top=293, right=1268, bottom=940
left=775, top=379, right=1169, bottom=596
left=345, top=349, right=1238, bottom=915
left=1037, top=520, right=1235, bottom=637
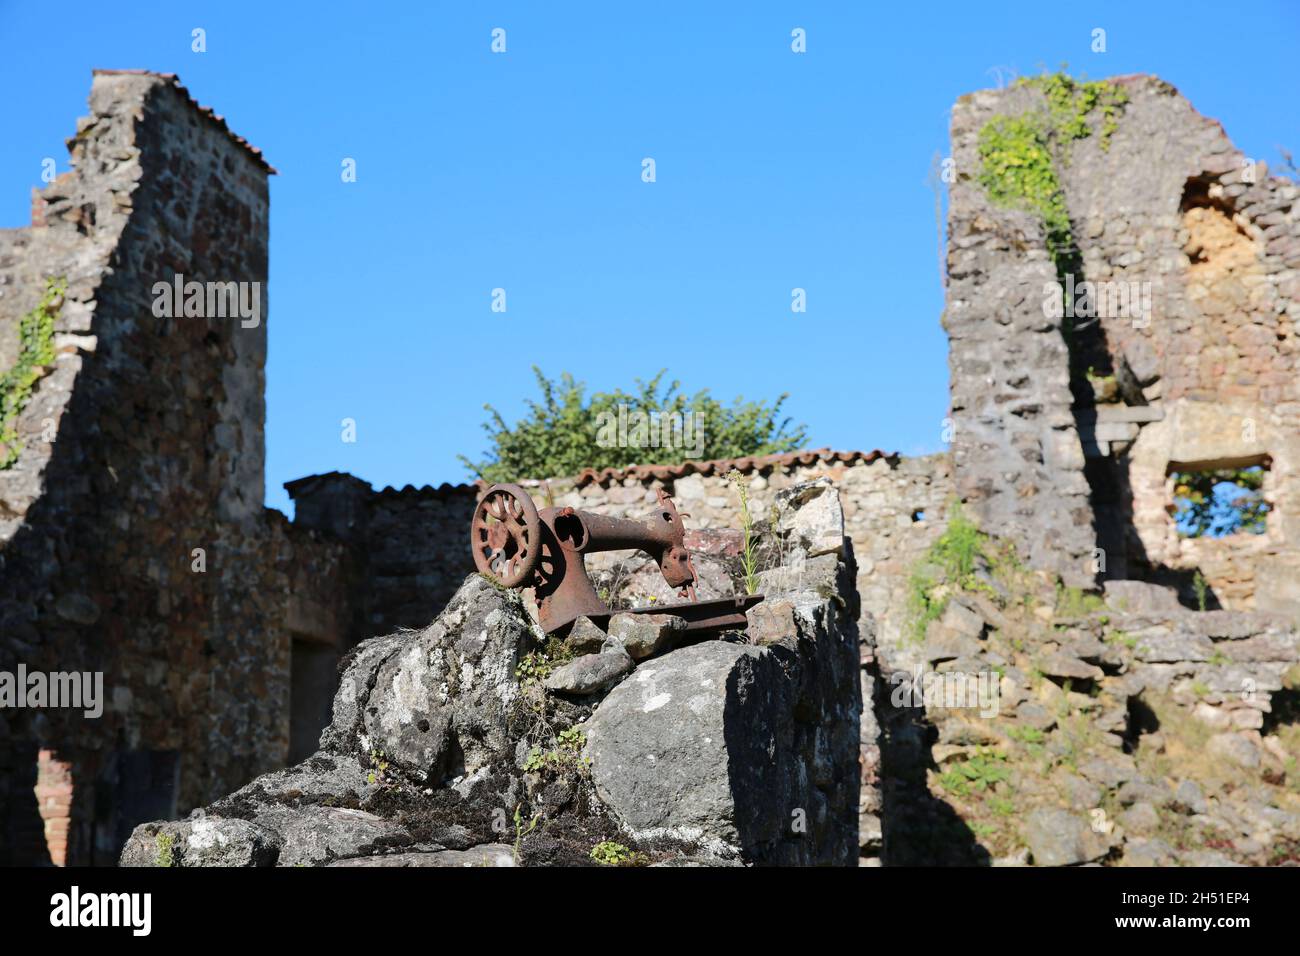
left=944, top=74, right=1300, bottom=614
left=0, top=71, right=284, bottom=864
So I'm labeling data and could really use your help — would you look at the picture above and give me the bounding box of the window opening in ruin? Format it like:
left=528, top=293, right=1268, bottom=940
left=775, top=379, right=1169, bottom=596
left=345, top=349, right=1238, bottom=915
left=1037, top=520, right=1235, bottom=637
left=911, top=510, right=926, bottom=522
left=1170, top=461, right=1269, bottom=538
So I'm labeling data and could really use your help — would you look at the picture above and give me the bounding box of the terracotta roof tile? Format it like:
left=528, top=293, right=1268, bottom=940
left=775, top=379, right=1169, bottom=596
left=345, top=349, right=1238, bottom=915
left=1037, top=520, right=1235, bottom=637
left=285, top=449, right=895, bottom=503
left=571, top=448, right=895, bottom=487
left=92, top=69, right=277, bottom=174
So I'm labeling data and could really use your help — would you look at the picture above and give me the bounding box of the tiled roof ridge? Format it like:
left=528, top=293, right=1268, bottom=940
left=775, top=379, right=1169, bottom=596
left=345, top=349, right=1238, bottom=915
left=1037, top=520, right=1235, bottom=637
left=287, top=448, right=896, bottom=501
left=92, top=69, right=277, bottom=174
left=571, top=447, right=895, bottom=487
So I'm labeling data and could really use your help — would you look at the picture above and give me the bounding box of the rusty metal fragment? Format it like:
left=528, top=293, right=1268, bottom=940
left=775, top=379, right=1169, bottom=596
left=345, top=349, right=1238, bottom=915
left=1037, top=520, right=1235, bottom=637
left=470, top=483, right=763, bottom=637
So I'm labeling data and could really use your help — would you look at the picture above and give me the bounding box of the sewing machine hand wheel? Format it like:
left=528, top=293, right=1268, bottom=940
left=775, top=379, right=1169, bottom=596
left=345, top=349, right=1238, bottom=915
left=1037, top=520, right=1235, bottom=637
left=471, top=483, right=541, bottom=588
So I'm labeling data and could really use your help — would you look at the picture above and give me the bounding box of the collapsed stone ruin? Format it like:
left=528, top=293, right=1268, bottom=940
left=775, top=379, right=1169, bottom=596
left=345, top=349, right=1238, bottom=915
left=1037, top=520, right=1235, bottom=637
left=120, top=481, right=863, bottom=867
left=2, top=70, right=1298, bottom=866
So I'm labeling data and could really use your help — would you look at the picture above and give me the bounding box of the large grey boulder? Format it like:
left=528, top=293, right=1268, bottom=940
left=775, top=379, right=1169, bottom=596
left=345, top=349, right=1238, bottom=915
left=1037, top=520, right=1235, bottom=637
left=1207, top=732, right=1261, bottom=769
left=1103, top=580, right=1182, bottom=615
left=214, top=752, right=381, bottom=810
left=344, top=575, right=538, bottom=781
left=773, top=477, right=845, bottom=558
left=1023, top=809, right=1110, bottom=866
left=607, top=612, right=686, bottom=660
left=119, top=817, right=280, bottom=868
left=586, top=565, right=861, bottom=865
left=585, top=642, right=783, bottom=857
left=544, top=647, right=635, bottom=696
left=255, top=806, right=411, bottom=867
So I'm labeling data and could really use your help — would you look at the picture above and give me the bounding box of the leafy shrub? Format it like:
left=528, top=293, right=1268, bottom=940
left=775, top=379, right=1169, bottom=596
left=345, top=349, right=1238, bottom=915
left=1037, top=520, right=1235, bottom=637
left=589, top=841, right=643, bottom=866
left=906, top=503, right=991, bottom=642
left=976, top=72, right=1127, bottom=285
left=460, top=367, right=806, bottom=483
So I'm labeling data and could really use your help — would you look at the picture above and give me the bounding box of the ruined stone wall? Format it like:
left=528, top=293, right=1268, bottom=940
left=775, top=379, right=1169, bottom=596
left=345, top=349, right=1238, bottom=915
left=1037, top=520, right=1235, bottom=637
left=944, top=85, right=1096, bottom=591
left=287, top=454, right=952, bottom=864
left=945, top=75, right=1300, bottom=616
left=1063, top=77, right=1300, bottom=614
left=287, top=473, right=480, bottom=637
left=0, top=72, right=356, bottom=865
left=289, top=450, right=956, bottom=662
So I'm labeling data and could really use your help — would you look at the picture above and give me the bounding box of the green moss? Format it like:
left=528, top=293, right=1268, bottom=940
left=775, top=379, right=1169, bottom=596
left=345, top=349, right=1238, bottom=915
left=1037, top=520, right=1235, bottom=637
left=938, top=749, right=1011, bottom=797
left=476, top=572, right=512, bottom=592
left=1, top=276, right=64, bottom=469
left=906, top=566, right=947, bottom=645
left=523, top=727, right=589, bottom=775
left=515, top=637, right=574, bottom=687
left=1054, top=582, right=1104, bottom=618
left=1006, top=725, right=1045, bottom=745
left=977, top=115, right=1074, bottom=270
left=987, top=795, right=1016, bottom=817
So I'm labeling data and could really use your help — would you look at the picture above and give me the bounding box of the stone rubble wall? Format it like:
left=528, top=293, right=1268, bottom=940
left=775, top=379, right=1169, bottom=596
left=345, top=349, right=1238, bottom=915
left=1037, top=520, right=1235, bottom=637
left=290, top=452, right=956, bottom=659
left=946, top=75, right=1300, bottom=613
left=0, top=73, right=355, bottom=865
left=121, top=480, right=864, bottom=867
left=882, top=572, right=1300, bottom=866
left=944, top=83, right=1097, bottom=590
left=1060, top=77, right=1300, bottom=613
left=1102, top=580, right=1299, bottom=733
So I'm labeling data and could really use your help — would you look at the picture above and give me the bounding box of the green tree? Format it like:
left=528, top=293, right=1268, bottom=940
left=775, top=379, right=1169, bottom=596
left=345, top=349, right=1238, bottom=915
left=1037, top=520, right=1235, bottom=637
left=460, top=367, right=807, bottom=483
left=1171, top=467, right=1268, bottom=537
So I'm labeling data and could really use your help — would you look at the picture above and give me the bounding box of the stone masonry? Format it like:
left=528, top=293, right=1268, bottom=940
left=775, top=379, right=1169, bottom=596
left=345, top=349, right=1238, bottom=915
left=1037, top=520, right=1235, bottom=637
left=946, top=75, right=1300, bottom=614
left=0, top=72, right=359, bottom=865
left=120, top=480, right=863, bottom=867
left=3, top=70, right=1297, bottom=868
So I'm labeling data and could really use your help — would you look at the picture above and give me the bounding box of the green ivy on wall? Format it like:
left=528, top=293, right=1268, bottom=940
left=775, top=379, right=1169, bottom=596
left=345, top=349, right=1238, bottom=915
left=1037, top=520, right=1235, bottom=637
left=1023, top=72, right=1128, bottom=153
left=976, top=72, right=1128, bottom=281
left=977, top=115, right=1074, bottom=269
left=0, top=276, right=64, bottom=469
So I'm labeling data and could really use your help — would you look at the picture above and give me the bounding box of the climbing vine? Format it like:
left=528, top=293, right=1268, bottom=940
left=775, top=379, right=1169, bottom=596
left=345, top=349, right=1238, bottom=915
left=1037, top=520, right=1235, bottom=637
left=977, top=116, right=1074, bottom=271
left=1020, top=72, right=1128, bottom=153
left=0, top=276, right=64, bottom=469
left=976, top=71, right=1128, bottom=281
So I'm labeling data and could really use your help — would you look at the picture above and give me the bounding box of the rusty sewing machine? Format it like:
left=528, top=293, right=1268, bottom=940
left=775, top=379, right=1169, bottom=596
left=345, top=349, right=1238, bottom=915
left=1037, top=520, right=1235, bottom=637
left=469, top=482, right=763, bottom=638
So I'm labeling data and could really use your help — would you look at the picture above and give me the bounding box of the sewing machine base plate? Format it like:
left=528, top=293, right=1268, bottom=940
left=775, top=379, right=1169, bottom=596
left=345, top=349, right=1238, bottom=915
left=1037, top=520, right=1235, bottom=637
left=590, top=594, right=764, bottom=637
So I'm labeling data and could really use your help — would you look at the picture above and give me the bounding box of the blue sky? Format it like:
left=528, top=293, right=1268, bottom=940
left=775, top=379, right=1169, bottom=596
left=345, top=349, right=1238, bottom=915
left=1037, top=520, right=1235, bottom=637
left=2, top=1, right=1297, bottom=513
